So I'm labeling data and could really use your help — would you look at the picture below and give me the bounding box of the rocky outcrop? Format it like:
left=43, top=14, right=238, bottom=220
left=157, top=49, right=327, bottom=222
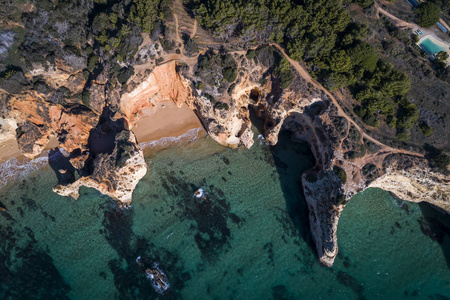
left=1, top=31, right=448, bottom=269
left=53, top=129, right=147, bottom=205
left=302, top=171, right=343, bottom=267
left=10, top=93, right=98, bottom=158
left=150, top=47, right=448, bottom=267
left=369, top=154, right=450, bottom=212
left=120, top=61, right=193, bottom=124
left=120, top=61, right=255, bottom=148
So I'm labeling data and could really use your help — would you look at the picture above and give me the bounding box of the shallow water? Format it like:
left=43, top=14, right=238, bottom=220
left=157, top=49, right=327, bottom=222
left=420, top=37, right=447, bottom=54
left=0, top=130, right=449, bottom=299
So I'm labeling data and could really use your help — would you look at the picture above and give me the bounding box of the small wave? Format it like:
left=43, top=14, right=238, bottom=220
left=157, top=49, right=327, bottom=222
left=257, top=134, right=268, bottom=146
left=0, top=155, right=49, bottom=190
left=139, top=127, right=203, bottom=150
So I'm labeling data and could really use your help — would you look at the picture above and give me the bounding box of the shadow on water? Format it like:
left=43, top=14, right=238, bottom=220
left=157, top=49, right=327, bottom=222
left=249, top=108, right=316, bottom=252
left=100, top=203, right=189, bottom=299
left=418, top=202, right=450, bottom=269
left=269, top=130, right=316, bottom=252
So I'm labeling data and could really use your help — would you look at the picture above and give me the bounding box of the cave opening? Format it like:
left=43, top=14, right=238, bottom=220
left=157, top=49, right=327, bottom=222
left=249, top=88, right=260, bottom=103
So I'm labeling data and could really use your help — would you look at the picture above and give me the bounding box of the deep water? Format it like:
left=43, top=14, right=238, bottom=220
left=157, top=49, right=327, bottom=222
left=0, top=130, right=449, bottom=299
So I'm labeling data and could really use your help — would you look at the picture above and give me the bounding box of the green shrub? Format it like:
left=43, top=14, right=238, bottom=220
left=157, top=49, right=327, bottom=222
left=362, top=114, right=379, bottom=128
left=82, top=90, right=91, bottom=107
left=130, top=0, right=171, bottom=33
left=336, top=193, right=346, bottom=205
left=274, top=57, right=294, bottom=89
left=305, top=173, right=318, bottom=183
left=195, top=82, right=205, bottom=89
left=396, top=129, right=411, bottom=141
left=246, top=50, right=256, bottom=60
left=354, top=0, right=374, bottom=9
left=185, top=39, right=198, bottom=55
left=420, top=123, right=433, bottom=136
left=227, top=83, right=236, bottom=95
left=333, top=166, right=347, bottom=184
left=354, top=106, right=366, bottom=118
left=117, top=67, right=135, bottom=85
left=223, top=67, right=237, bottom=82
left=215, top=102, right=229, bottom=110
left=87, top=55, right=98, bottom=72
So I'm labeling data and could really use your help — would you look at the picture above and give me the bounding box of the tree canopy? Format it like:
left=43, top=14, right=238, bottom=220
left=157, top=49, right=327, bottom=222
left=415, top=2, right=441, bottom=27
left=185, top=0, right=417, bottom=137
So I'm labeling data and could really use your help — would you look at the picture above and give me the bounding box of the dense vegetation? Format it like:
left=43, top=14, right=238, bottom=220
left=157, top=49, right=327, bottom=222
left=415, top=2, right=441, bottom=27
left=184, top=0, right=419, bottom=139
left=0, top=0, right=172, bottom=107
left=333, top=166, right=347, bottom=184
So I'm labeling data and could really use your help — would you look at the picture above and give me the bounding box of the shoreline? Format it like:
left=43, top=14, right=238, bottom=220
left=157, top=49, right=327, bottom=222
left=0, top=99, right=205, bottom=167
left=132, top=100, right=203, bottom=144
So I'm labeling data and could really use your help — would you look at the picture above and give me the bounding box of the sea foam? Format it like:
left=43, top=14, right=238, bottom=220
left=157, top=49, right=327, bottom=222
left=139, top=127, right=203, bottom=149
left=0, top=155, right=49, bottom=189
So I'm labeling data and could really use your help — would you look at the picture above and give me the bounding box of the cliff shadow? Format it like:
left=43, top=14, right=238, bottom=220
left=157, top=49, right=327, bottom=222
left=269, top=130, right=316, bottom=252
left=418, top=202, right=450, bottom=269
left=88, top=106, right=126, bottom=155
left=48, top=149, right=76, bottom=185
left=249, top=108, right=316, bottom=252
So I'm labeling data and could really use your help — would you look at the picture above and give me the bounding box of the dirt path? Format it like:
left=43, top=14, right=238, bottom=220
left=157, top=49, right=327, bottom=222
left=439, top=18, right=450, bottom=32
left=270, top=44, right=423, bottom=158
left=173, top=13, right=183, bottom=45
left=134, top=36, right=423, bottom=158
left=191, top=19, right=197, bottom=38
left=374, top=3, right=414, bottom=29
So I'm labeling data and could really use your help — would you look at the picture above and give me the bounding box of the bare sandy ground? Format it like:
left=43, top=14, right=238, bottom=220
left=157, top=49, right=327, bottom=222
left=0, top=136, right=59, bottom=164
left=132, top=100, right=203, bottom=144
left=0, top=100, right=203, bottom=164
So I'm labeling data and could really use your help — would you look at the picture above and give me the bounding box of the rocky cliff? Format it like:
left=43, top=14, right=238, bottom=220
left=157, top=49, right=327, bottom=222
left=1, top=6, right=448, bottom=267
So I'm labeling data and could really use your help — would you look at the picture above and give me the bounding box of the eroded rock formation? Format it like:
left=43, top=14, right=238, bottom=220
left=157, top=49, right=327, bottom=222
left=53, top=129, right=147, bottom=205
left=1, top=38, right=448, bottom=269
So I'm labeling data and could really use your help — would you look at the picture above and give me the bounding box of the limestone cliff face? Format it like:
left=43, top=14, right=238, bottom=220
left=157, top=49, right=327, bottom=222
left=119, top=53, right=449, bottom=267
left=120, top=61, right=193, bottom=124
left=1, top=37, right=448, bottom=269
left=369, top=154, right=450, bottom=211
left=138, top=50, right=447, bottom=268
left=11, top=95, right=97, bottom=158
left=0, top=60, right=145, bottom=205
left=120, top=61, right=255, bottom=149
left=302, top=171, right=343, bottom=267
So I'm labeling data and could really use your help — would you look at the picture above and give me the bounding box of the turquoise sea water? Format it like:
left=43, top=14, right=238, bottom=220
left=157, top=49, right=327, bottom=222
left=420, top=38, right=447, bottom=54
left=0, top=129, right=449, bottom=299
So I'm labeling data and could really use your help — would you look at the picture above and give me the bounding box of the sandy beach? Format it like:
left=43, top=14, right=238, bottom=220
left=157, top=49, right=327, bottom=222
left=132, top=100, right=204, bottom=144
left=0, top=100, right=204, bottom=164
left=0, top=136, right=59, bottom=164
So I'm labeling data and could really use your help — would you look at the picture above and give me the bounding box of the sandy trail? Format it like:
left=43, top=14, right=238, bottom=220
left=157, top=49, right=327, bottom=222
left=191, top=19, right=198, bottom=38
left=374, top=3, right=414, bottom=29
left=270, top=44, right=423, bottom=158
left=438, top=18, right=450, bottom=32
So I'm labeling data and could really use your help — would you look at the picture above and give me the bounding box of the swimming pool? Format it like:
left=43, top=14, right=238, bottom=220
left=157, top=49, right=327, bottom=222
left=420, top=37, right=447, bottom=54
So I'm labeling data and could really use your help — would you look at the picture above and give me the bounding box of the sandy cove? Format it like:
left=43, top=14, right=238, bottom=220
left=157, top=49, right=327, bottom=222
left=0, top=100, right=204, bottom=164
left=132, top=100, right=203, bottom=144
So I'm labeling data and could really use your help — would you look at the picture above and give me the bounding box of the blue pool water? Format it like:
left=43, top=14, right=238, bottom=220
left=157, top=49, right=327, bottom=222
left=0, top=129, right=449, bottom=299
left=420, top=37, right=448, bottom=54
